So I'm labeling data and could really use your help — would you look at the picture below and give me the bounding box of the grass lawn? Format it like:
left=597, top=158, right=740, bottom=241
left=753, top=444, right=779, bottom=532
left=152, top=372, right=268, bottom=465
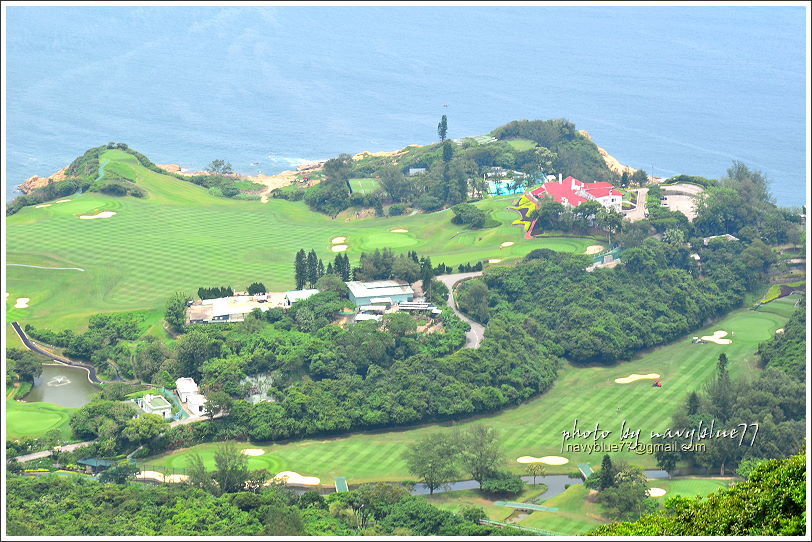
left=5, top=398, right=74, bottom=440
left=425, top=484, right=549, bottom=522
left=505, top=139, right=537, bottom=151
left=519, top=484, right=606, bottom=534
left=7, top=150, right=596, bottom=333
left=348, top=177, right=381, bottom=195
left=141, top=306, right=787, bottom=484
left=648, top=477, right=731, bottom=499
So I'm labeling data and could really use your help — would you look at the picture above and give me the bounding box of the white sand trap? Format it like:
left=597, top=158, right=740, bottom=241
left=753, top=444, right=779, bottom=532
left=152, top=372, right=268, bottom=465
left=391, top=228, right=409, bottom=233
left=701, top=330, right=732, bottom=345
left=137, top=470, right=166, bottom=482
left=500, top=241, right=515, bottom=248
left=14, top=298, right=30, bottom=309
left=775, top=328, right=784, bottom=334
left=241, top=448, right=266, bottom=456
left=35, top=204, right=52, bottom=208
left=55, top=199, right=71, bottom=203
left=584, top=245, right=604, bottom=255
left=615, top=373, right=661, bottom=384
left=648, top=487, right=667, bottom=497
left=164, top=474, right=189, bottom=483
left=79, top=211, right=117, bottom=219
left=331, top=236, right=347, bottom=244
left=273, top=471, right=320, bottom=486
left=517, top=455, right=569, bottom=465
left=331, top=245, right=348, bottom=252
left=488, top=258, right=502, bottom=263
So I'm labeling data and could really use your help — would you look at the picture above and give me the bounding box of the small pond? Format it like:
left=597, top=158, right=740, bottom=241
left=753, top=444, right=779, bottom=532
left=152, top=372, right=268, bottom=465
left=24, top=364, right=100, bottom=408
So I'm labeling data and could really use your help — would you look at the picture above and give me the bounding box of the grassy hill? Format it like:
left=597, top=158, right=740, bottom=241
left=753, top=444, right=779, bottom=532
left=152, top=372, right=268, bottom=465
left=6, top=148, right=601, bottom=335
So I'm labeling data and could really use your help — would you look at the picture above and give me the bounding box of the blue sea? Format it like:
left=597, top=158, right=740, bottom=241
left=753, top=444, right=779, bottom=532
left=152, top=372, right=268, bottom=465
left=5, top=6, right=808, bottom=206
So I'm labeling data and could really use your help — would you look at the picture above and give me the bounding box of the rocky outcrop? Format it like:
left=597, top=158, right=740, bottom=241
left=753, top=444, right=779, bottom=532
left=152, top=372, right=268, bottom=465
left=18, top=167, right=68, bottom=194
left=578, top=130, right=638, bottom=176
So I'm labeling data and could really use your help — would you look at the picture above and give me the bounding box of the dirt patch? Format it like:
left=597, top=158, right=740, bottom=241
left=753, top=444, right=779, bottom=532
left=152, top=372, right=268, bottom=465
left=701, top=330, right=731, bottom=345
left=79, top=211, right=117, bottom=220
left=615, top=373, right=660, bottom=384
left=584, top=245, right=604, bottom=255
left=331, top=245, right=348, bottom=252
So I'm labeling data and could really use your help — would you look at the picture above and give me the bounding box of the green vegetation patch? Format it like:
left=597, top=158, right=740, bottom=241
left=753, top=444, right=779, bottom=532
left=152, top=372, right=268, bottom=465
left=348, top=177, right=382, bottom=195
left=6, top=399, right=74, bottom=440
left=504, top=138, right=537, bottom=151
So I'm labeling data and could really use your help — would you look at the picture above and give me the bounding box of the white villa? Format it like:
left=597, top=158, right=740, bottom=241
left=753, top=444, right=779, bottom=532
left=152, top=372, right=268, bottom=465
left=136, top=394, right=173, bottom=419
left=175, top=377, right=208, bottom=415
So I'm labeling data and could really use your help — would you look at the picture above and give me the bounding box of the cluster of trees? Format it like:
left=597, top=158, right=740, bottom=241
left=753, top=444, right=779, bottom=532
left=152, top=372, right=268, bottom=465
left=197, top=285, right=234, bottom=299
left=25, top=312, right=144, bottom=379
left=652, top=344, right=805, bottom=477
left=584, top=456, right=653, bottom=521
left=531, top=197, right=623, bottom=237
left=294, top=249, right=329, bottom=289
left=617, top=169, right=650, bottom=188
left=404, top=425, right=523, bottom=497
left=302, top=153, right=353, bottom=216
left=6, top=348, right=44, bottom=398
left=757, top=302, right=805, bottom=379
left=450, top=203, right=493, bottom=228
left=590, top=452, right=805, bottom=535
left=457, top=245, right=747, bottom=363
left=5, top=471, right=514, bottom=536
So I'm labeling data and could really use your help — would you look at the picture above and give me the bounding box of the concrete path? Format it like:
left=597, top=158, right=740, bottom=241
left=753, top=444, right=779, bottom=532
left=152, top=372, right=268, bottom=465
left=15, top=441, right=94, bottom=463
left=624, top=187, right=648, bottom=221
left=435, top=272, right=485, bottom=349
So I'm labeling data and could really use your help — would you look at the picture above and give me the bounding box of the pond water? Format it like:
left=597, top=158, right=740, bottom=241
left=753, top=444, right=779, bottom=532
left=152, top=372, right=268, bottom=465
left=24, top=364, right=100, bottom=408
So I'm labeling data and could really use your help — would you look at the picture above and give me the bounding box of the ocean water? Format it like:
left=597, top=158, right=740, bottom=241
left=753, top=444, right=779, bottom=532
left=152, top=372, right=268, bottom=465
left=5, top=6, right=807, bottom=206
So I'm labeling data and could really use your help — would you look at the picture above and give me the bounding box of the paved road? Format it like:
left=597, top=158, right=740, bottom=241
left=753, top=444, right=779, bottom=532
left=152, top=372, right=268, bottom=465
left=436, top=272, right=485, bottom=349
left=15, top=441, right=94, bottom=463
left=11, top=321, right=106, bottom=384
left=623, top=187, right=648, bottom=222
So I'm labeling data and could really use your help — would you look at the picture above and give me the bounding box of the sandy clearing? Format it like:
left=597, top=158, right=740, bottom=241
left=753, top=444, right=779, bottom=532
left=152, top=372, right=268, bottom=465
left=14, top=298, right=30, bottom=309
left=701, top=330, right=732, bottom=345
left=500, top=242, right=515, bottom=248
left=272, top=471, right=320, bottom=486
left=615, top=373, right=661, bottom=384
left=79, top=211, right=116, bottom=220
left=35, top=204, right=52, bottom=208
left=55, top=199, right=71, bottom=203
left=164, top=474, right=189, bottom=483
left=488, top=259, right=502, bottom=263
left=331, top=237, right=347, bottom=244
left=584, top=245, right=604, bottom=255
left=648, top=487, right=667, bottom=497
left=391, top=228, right=409, bottom=233
left=137, top=471, right=167, bottom=482
left=331, top=245, right=348, bottom=252
left=241, top=448, right=266, bottom=456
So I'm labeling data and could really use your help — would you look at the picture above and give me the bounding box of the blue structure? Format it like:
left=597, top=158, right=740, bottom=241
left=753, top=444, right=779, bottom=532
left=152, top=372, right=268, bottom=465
left=487, top=180, right=525, bottom=196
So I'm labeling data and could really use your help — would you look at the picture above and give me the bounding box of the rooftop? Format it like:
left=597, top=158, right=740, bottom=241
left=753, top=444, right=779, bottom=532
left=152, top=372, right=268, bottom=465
left=176, top=377, right=199, bottom=393
left=144, top=394, right=171, bottom=410
left=346, top=280, right=414, bottom=299
left=285, top=289, right=320, bottom=302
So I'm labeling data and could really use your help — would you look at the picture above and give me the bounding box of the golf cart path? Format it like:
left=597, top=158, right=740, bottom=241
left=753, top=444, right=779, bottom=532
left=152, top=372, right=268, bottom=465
left=436, top=272, right=485, bottom=348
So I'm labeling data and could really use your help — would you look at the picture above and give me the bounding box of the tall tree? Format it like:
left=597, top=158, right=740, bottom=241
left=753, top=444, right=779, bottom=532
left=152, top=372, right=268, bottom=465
left=437, top=114, right=448, bottom=142
left=455, top=425, right=504, bottom=487
left=403, top=433, right=460, bottom=494
left=294, top=249, right=307, bottom=290
left=307, top=249, right=319, bottom=288
left=599, top=454, right=616, bottom=490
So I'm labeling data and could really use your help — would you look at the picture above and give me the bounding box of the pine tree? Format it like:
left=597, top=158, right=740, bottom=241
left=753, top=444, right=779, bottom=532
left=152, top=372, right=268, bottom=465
left=599, top=454, right=616, bottom=490
left=317, top=259, right=325, bottom=280
left=437, top=114, right=448, bottom=142
left=307, top=249, right=318, bottom=288
left=294, top=249, right=307, bottom=290
left=326, top=262, right=334, bottom=275
left=686, top=391, right=700, bottom=416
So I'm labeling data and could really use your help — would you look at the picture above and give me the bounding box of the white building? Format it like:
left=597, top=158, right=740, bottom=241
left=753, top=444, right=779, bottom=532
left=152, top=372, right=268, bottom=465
left=175, top=378, right=209, bottom=416
left=346, top=280, right=414, bottom=307
left=136, top=394, right=173, bottom=419
left=187, top=393, right=208, bottom=416
left=284, top=289, right=320, bottom=307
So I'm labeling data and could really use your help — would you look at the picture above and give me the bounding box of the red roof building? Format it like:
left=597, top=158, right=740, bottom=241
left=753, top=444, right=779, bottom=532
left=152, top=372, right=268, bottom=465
left=531, top=175, right=622, bottom=212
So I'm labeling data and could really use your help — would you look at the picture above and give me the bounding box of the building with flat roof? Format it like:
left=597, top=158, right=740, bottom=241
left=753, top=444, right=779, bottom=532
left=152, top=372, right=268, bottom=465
left=186, top=293, right=288, bottom=324
left=175, top=377, right=208, bottom=416
left=284, top=289, right=320, bottom=306
left=136, top=394, right=173, bottom=419
left=346, top=280, right=414, bottom=307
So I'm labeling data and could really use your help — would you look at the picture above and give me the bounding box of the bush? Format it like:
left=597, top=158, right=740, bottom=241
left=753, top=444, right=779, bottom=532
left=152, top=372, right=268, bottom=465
left=388, top=203, right=406, bottom=216
left=480, top=471, right=525, bottom=496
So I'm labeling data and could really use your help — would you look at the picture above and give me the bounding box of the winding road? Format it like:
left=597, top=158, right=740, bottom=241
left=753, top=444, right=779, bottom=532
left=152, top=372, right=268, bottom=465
left=11, top=321, right=106, bottom=384
left=436, top=272, right=485, bottom=348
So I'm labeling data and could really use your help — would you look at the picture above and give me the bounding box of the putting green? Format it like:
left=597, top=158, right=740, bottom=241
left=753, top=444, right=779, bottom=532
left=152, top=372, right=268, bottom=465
left=142, top=306, right=787, bottom=484
left=144, top=441, right=283, bottom=472
left=5, top=399, right=74, bottom=440
left=7, top=149, right=601, bottom=332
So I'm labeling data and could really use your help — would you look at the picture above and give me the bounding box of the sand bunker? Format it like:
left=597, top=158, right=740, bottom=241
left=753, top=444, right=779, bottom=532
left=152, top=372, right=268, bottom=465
left=273, top=471, right=320, bottom=486
left=775, top=328, right=785, bottom=334
left=241, top=448, right=266, bottom=456
left=701, top=330, right=732, bottom=345
left=331, top=237, right=347, bottom=244
left=584, top=245, right=604, bottom=255
left=517, top=456, right=569, bottom=465
left=55, top=199, right=71, bottom=203
left=164, top=474, right=189, bottom=483
left=331, top=245, right=348, bottom=252
left=391, top=228, right=409, bottom=233
left=137, top=470, right=189, bottom=483
left=35, top=204, right=52, bottom=208
left=488, top=258, right=502, bottom=263
left=500, top=242, right=515, bottom=248
left=615, top=373, right=661, bottom=384
left=648, top=487, right=667, bottom=497
left=14, top=298, right=30, bottom=309
left=79, top=211, right=117, bottom=220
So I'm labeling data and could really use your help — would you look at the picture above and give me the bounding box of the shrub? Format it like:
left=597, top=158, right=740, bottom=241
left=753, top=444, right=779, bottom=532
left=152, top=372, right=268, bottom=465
left=388, top=203, right=406, bottom=216
left=480, top=471, right=524, bottom=496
